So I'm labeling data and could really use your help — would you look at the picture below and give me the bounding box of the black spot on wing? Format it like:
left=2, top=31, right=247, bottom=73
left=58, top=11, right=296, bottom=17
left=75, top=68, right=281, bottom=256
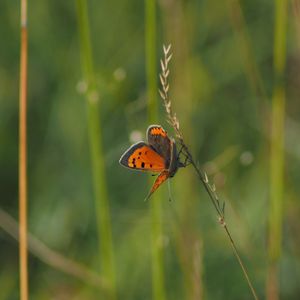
left=119, top=142, right=148, bottom=168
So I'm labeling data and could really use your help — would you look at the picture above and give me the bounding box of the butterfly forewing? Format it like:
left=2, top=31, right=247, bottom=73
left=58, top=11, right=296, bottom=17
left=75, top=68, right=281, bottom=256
left=147, top=125, right=171, bottom=167
left=119, top=142, right=166, bottom=172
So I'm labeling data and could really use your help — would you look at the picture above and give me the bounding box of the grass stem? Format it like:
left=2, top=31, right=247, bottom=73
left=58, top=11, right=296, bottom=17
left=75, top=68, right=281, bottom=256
left=159, top=44, right=259, bottom=300
left=76, top=1, right=116, bottom=298
left=19, top=0, right=28, bottom=299
left=267, top=1, right=288, bottom=298
left=145, top=1, right=166, bottom=299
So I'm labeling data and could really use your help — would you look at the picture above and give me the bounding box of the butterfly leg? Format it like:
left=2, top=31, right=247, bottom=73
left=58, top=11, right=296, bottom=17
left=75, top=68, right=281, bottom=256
left=177, top=146, right=192, bottom=168
left=182, top=152, right=191, bottom=167
left=177, top=144, right=184, bottom=157
left=167, top=179, right=174, bottom=202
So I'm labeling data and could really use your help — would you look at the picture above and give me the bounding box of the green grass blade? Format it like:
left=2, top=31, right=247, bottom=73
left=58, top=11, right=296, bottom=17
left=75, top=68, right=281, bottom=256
left=76, top=1, right=116, bottom=298
left=145, top=0, right=166, bottom=299
left=267, top=0, right=288, bottom=298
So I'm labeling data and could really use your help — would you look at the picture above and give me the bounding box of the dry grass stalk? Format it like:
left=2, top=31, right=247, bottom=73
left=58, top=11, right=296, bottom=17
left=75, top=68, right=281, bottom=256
left=19, top=0, right=29, bottom=299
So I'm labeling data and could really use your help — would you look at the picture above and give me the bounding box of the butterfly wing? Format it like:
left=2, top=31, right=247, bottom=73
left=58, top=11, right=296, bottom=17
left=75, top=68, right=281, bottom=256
left=145, top=170, right=170, bottom=200
left=119, top=142, right=166, bottom=172
left=147, top=125, right=171, bottom=167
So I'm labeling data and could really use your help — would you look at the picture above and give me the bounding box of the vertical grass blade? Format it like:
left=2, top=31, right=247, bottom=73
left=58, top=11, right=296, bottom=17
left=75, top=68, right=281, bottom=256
left=19, top=0, right=28, bottom=299
left=145, top=1, right=166, bottom=299
left=226, top=0, right=267, bottom=102
left=146, top=0, right=158, bottom=122
left=76, top=1, right=116, bottom=298
left=267, top=0, right=288, bottom=299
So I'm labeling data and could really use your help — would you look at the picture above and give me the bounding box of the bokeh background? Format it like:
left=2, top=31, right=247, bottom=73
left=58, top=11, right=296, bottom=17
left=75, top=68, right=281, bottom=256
left=1, top=0, right=300, bottom=299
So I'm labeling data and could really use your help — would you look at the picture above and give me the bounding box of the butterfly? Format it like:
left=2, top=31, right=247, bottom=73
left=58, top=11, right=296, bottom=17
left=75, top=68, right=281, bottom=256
left=119, top=125, right=185, bottom=200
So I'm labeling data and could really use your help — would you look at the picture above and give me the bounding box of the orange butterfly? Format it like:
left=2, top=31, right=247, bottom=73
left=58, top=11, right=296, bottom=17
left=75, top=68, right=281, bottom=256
left=119, top=125, right=185, bottom=200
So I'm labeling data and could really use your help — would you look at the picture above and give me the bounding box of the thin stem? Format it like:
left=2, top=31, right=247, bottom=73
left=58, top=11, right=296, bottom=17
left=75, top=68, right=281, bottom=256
left=159, top=44, right=259, bottom=300
left=19, top=0, right=28, bottom=299
left=184, top=148, right=259, bottom=299
left=224, top=225, right=259, bottom=300
left=189, top=158, right=223, bottom=217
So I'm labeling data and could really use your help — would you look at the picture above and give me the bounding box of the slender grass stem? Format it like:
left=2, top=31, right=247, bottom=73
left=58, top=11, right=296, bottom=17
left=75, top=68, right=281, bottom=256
left=189, top=157, right=259, bottom=300
left=76, top=1, right=116, bottom=298
left=145, top=1, right=166, bottom=299
left=267, top=0, right=288, bottom=298
left=159, top=45, right=259, bottom=300
left=19, top=0, right=28, bottom=299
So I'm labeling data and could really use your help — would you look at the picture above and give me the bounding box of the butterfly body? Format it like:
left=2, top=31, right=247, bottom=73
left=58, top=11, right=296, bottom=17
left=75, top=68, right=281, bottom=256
left=119, top=125, right=183, bottom=199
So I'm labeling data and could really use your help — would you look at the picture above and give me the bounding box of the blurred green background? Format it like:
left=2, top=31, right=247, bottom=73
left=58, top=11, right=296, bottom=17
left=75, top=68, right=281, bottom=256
left=1, top=0, right=300, bottom=299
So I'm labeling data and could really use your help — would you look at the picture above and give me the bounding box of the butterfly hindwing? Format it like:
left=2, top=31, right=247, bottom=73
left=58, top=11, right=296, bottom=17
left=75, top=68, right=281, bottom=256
left=119, top=142, right=166, bottom=172
left=145, top=170, right=169, bottom=200
left=147, top=125, right=171, bottom=167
